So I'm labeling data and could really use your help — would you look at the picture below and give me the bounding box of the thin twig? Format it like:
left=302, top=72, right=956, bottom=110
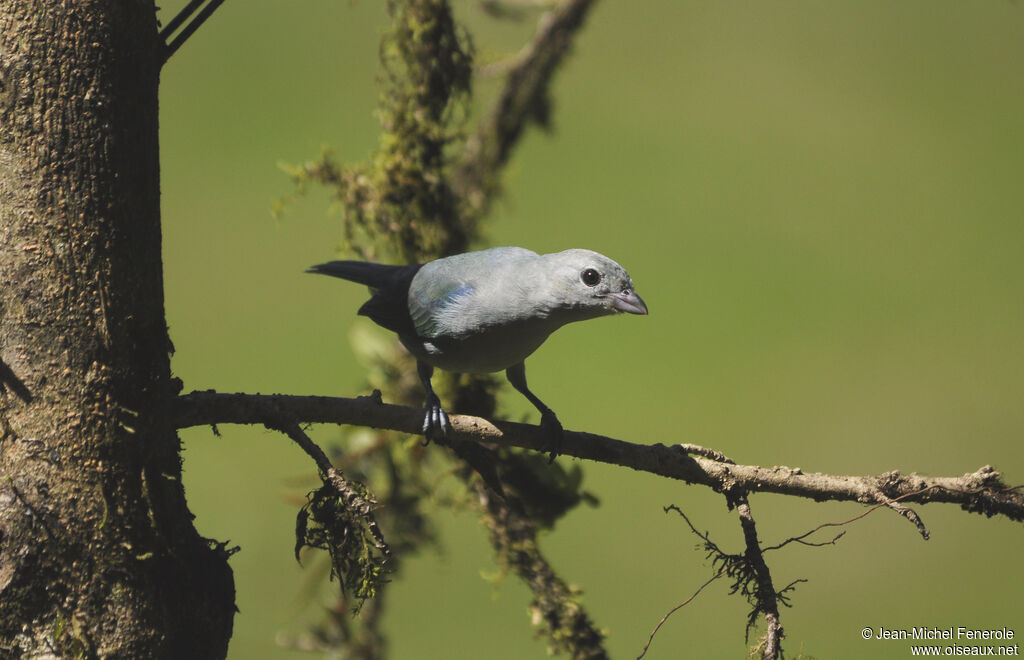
left=663, top=504, right=729, bottom=556
left=874, top=490, right=930, bottom=539
left=636, top=570, right=724, bottom=660
left=762, top=486, right=940, bottom=552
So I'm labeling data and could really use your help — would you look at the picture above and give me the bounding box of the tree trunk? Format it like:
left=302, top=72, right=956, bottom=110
left=0, top=2, right=234, bottom=657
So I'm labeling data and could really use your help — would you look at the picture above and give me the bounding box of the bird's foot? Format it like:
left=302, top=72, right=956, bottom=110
left=540, top=411, right=564, bottom=463
left=421, top=402, right=451, bottom=446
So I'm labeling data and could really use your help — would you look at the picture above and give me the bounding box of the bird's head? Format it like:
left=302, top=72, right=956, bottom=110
left=545, top=249, right=648, bottom=319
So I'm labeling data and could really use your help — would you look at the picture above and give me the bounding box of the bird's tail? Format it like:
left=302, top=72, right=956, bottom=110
left=306, top=260, right=409, bottom=288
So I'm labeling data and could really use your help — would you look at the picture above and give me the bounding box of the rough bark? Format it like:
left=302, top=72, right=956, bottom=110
left=0, top=2, right=234, bottom=657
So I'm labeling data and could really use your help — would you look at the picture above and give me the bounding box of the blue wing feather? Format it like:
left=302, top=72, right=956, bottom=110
left=410, top=282, right=475, bottom=337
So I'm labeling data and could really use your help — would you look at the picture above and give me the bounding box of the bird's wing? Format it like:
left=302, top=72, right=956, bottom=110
left=408, top=277, right=477, bottom=339
left=408, top=247, right=540, bottom=339
left=354, top=264, right=422, bottom=335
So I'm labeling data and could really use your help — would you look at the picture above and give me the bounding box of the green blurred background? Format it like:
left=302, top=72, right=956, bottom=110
left=158, top=1, right=1023, bottom=658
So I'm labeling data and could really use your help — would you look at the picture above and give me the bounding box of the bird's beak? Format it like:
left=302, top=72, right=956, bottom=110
left=609, top=290, right=648, bottom=315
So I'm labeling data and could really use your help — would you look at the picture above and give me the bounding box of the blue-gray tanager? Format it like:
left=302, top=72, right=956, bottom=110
left=308, top=246, right=647, bottom=458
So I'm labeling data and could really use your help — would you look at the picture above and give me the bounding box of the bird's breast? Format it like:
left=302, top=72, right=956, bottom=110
left=400, top=319, right=557, bottom=374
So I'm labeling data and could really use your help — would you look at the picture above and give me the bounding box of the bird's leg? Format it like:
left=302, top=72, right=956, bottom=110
left=505, top=362, right=563, bottom=462
left=417, top=360, right=450, bottom=443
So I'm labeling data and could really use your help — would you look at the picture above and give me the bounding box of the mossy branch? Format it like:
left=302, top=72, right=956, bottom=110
left=468, top=476, right=608, bottom=659
left=265, top=417, right=392, bottom=608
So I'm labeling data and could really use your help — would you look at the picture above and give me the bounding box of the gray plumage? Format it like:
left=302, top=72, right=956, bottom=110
left=308, top=246, right=647, bottom=459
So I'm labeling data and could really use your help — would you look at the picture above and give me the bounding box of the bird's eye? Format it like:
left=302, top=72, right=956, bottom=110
left=580, top=268, right=601, bottom=286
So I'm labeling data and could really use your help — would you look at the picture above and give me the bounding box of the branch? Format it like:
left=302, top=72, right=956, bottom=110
left=469, top=475, right=608, bottom=658
left=652, top=481, right=964, bottom=658
left=266, top=418, right=390, bottom=558
left=173, top=390, right=1024, bottom=525
left=260, top=414, right=391, bottom=604
left=728, top=491, right=782, bottom=660
left=655, top=501, right=795, bottom=660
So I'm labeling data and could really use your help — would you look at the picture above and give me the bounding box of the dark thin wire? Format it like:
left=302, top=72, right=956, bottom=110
left=159, top=0, right=206, bottom=40
left=162, top=0, right=227, bottom=62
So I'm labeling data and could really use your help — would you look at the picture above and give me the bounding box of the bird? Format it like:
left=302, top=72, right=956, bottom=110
left=308, top=246, right=648, bottom=460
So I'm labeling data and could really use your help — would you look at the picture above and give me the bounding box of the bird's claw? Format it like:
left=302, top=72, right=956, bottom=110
left=540, top=411, right=563, bottom=463
left=421, top=402, right=451, bottom=445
